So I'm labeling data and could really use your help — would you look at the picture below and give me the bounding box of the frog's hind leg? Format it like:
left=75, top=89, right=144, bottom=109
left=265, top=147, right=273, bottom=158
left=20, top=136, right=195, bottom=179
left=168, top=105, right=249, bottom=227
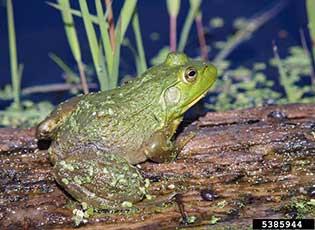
left=53, top=146, right=145, bottom=209
left=37, top=96, right=82, bottom=139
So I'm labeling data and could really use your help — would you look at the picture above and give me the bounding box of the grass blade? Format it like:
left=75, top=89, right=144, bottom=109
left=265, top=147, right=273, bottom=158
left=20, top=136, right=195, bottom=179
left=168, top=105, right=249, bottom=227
left=95, top=0, right=112, bottom=76
left=57, top=0, right=81, bottom=62
left=132, top=11, right=147, bottom=74
left=7, top=0, right=20, bottom=107
left=307, top=0, right=315, bottom=57
left=79, top=0, right=107, bottom=90
left=272, top=41, right=293, bottom=102
left=49, top=53, right=77, bottom=78
left=214, top=1, right=286, bottom=64
left=105, top=0, right=116, bottom=49
left=116, top=0, right=137, bottom=43
left=195, top=11, right=208, bottom=60
left=98, top=41, right=110, bottom=88
left=166, top=0, right=180, bottom=16
left=167, top=0, right=180, bottom=51
left=178, top=0, right=201, bottom=52
left=47, top=1, right=99, bottom=24
left=17, top=64, right=24, bottom=95
left=57, top=0, right=88, bottom=94
left=111, top=20, right=122, bottom=88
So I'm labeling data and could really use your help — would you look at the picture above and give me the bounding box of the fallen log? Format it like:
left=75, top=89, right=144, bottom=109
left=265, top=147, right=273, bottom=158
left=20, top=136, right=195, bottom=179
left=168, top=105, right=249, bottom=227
left=0, top=103, right=314, bottom=229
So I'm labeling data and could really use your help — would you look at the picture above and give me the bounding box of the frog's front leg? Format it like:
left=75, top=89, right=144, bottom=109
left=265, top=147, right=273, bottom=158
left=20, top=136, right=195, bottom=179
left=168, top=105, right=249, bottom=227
left=141, top=117, right=195, bottom=163
left=52, top=145, right=146, bottom=209
left=140, top=117, right=182, bottom=162
left=141, top=130, right=178, bottom=163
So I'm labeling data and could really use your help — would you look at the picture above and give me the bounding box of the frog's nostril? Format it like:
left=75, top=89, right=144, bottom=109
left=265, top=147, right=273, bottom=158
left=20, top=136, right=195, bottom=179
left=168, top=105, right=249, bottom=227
left=203, top=65, right=209, bottom=72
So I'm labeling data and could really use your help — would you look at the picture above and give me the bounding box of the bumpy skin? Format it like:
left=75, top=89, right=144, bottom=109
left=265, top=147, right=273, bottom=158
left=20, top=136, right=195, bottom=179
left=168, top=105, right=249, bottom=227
left=37, top=52, right=217, bottom=210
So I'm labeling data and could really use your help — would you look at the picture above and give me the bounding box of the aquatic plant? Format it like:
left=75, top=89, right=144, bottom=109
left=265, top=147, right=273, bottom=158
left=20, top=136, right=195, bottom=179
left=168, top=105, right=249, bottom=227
left=205, top=2, right=315, bottom=111
left=166, top=0, right=180, bottom=52
left=166, top=0, right=207, bottom=58
left=177, top=0, right=202, bottom=52
left=207, top=43, right=314, bottom=111
left=271, top=45, right=314, bottom=103
left=0, top=100, right=54, bottom=128
left=306, top=0, right=315, bottom=57
left=206, top=64, right=281, bottom=111
left=49, top=0, right=146, bottom=91
left=6, top=0, right=22, bottom=108
left=55, top=0, right=88, bottom=94
left=0, top=0, right=55, bottom=128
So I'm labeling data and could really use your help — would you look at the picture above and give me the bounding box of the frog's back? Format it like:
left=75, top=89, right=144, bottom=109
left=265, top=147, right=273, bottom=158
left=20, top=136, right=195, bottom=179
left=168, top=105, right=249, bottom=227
left=52, top=77, right=165, bottom=162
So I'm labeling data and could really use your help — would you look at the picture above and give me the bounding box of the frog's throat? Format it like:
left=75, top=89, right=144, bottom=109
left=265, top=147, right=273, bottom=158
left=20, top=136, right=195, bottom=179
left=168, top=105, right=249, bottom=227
left=182, top=91, right=207, bottom=112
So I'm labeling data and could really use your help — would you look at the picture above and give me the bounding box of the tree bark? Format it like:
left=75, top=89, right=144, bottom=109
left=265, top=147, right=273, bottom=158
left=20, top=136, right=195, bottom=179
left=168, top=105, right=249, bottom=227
left=0, top=103, right=314, bottom=229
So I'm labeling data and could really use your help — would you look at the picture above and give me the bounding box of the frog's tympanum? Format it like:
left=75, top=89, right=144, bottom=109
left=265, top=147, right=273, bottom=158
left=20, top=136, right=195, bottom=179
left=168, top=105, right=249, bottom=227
left=37, top=52, right=217, bottom=209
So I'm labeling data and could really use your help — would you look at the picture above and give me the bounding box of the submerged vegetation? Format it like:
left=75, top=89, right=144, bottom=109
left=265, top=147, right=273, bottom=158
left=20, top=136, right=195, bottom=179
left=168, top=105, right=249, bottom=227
left=0, top=0, right=315, bottom=127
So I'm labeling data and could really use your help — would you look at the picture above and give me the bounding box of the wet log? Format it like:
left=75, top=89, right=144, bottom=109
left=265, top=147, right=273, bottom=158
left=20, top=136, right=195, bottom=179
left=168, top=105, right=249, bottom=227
left=0, top=103, right=315, bottom=229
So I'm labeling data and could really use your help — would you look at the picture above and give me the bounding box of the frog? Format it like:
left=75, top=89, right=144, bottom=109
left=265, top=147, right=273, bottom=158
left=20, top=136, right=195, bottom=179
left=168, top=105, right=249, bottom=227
left=36, top=52, right=217, bottom=210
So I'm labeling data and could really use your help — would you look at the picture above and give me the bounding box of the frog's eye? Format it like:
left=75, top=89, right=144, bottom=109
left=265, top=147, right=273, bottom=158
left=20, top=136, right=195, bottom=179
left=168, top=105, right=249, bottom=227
left=184, top=67, right=197, bottom=83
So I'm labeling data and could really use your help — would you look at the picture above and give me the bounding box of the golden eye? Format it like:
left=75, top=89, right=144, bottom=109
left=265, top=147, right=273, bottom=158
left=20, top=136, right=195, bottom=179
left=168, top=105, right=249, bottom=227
left=184, top=67, right=197, bottom=83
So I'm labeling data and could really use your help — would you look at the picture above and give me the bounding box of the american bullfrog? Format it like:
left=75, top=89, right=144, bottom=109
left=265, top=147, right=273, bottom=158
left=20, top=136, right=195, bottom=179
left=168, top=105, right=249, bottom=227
left=36, top=52, right=217, bottom=209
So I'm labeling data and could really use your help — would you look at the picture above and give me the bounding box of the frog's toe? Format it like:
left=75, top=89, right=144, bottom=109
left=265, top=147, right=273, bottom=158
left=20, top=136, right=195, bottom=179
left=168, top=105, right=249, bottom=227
left=53, top=150, right=146, bottom=209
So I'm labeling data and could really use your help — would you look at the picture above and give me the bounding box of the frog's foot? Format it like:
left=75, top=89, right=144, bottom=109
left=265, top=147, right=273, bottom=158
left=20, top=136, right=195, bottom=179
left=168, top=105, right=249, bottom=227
left=141, top=130, right=178, bottom=163
left=53, top=148, right=146, bottom=210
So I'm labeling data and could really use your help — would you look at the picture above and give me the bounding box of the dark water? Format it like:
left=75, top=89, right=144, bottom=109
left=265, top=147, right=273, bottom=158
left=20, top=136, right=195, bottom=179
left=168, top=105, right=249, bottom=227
left=0, top=0, right=309, bottom=109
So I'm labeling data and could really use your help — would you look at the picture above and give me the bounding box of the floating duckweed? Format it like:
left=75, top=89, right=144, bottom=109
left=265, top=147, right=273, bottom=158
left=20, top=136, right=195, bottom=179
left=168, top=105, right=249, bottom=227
left=233, top=67, right=251, bottom=77
left=233, top=17, right=248, bottom=29
left=150, top=32, right=160, bottom=41
left=253, top=62, right=266, bottom=70
left=121, top=201, right=133, bottom=208
left=61, top=178, right=69, bottom=185
left=209, top=17, right=224, bottom=28
left=214, top=41, right=226, bottom=50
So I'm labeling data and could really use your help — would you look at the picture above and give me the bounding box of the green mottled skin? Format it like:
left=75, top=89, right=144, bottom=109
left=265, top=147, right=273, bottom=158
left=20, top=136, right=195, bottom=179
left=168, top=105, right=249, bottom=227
left=36, top=52, right=217, bottom=210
